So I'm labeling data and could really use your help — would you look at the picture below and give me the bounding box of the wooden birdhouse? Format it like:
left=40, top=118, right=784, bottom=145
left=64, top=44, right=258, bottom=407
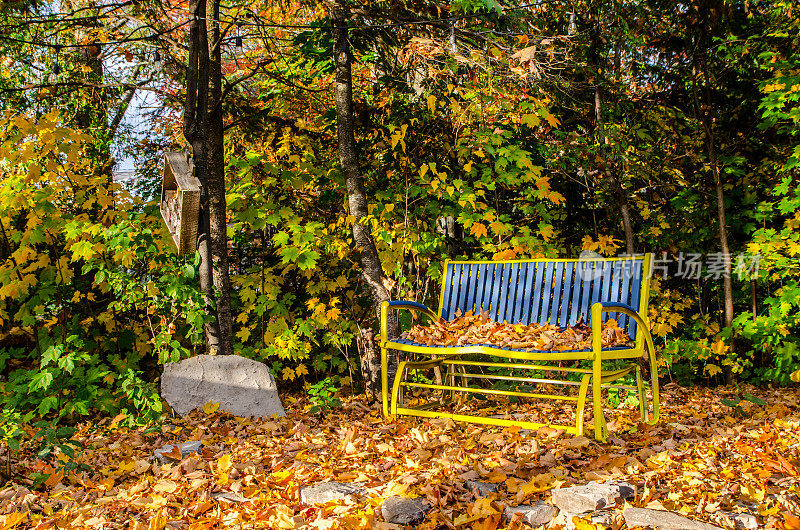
left=161, top=152, right=201, bottom=254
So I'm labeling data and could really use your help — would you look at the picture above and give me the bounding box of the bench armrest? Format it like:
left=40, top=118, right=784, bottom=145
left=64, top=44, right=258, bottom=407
left=380, top=300, right=438, bottom=344
left=596, top=301, right=636, bottom=313
left=591, top=300, right=659, bottom=424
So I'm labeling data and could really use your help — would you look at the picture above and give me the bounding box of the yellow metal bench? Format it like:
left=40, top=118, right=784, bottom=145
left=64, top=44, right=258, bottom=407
left=380, top=254, right=660, bottom=442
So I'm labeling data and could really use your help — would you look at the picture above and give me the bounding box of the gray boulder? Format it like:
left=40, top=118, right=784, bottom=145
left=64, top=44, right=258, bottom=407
left=300, top=482, right=363, bottom=505
left=503, top=501, right=557, bottom=528
left=161, top=354, right=285, bottom=418
left=551, top=481, right=635, bottom=514
left=716, top=511, right=758, bottom=530
left=381, top=496, right=431, bottom=525
left=623, top=507, right=722, bottom=529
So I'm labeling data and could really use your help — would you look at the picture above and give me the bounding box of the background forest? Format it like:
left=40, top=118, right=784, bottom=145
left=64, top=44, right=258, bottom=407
left=0, top=0, right=798, bottom=440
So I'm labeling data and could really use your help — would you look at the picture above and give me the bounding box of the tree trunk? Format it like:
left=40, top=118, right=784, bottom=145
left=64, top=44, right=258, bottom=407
left=204, top=0, right=234, bottom=355
left=691, top=13, right=735, bottom=384
left=330, top=5, right=399, bottom=395
left=587, top=4, right=635, bottom=256
left=182, top=0, right=233, bottom=355
left=594, top=87, right=635, bottom=255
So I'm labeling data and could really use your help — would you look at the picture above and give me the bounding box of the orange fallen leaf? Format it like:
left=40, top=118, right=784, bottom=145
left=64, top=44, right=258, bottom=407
left=784, top=514, right=800, bottom=530
left=0, top=512, right=27, bottom=530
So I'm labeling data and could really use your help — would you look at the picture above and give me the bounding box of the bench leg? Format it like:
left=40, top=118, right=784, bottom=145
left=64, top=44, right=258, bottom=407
left=390, top=361, right=410, bottom=416
left=592, top=357, right=608, bottom=442
left=636, top=365, right=648, bottom=423
left=381, top=344, right=390, bottom=418
left=575, top=374, right=591, bottom=436
left=645, top=338, right=660, bottom=426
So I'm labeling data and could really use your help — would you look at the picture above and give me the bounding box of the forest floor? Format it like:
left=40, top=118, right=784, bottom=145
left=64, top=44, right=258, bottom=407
left=0, top=385, right=799, bottom=529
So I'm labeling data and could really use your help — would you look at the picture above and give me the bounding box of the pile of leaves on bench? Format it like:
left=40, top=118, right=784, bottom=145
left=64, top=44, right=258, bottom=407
left=406, top=310, right=633, bottom=351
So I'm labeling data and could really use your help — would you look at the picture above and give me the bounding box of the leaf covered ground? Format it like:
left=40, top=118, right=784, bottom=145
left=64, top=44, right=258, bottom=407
left=1, top=385, right=799, bottom=529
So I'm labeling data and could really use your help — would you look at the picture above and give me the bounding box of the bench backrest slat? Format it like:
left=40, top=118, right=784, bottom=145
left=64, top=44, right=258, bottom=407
left=498, top=263, right=513, bottom=323
left=549, top=262, right=565, bottom=325
left=439, top=255, right=651, bottom=341
left=536, top=262, right=554, bottom=325
left=559, top=262, right=575, bottom=327
left=628, top=260, right=643, bottom=338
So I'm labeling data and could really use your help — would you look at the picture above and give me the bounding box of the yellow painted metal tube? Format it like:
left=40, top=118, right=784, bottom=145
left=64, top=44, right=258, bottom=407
left=591, top=302, right=607, bottom=442
left=381, top=301, right=390, bottom=418
left=390, top=360, right=410, bottom=416
left=394, top=406, right=580, bottom=435
left=400, top=381, right=580, bottom=401
left=599, top=364, right=637, bottom=384
left=452, top=372, right=585, bottom=386
left=595, top=304, right=660, bottom=425
left=575, top=374, right=591, bottom=436
left=441, top=360, right=595, bottom=373
left=636, top=365, right=647, bottom=422
left=384, top=342, right=611, bottom=362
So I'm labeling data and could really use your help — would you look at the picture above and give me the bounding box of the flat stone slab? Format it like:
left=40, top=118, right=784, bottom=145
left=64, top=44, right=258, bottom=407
left=381, top=496, right=431, bottom=525
left=154, top=441, right=202, bottom=462
left=466, top=480, right=498, bottom=497
left=716, top=511, right=757, bottom=530
left=161, top=354, right=285, bottom=418
left=212, top=491, right=250, bottom=503
left=623, top=507, right=722, bottom=529
left=300, top=482, right=363, bottom=505
left=551, top=481, right=635, bottom=514
left=503, top=501, right=557, bottom=528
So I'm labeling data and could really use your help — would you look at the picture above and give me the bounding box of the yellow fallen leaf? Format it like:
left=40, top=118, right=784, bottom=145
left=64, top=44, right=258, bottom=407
left=486, top=471, right=507, bottom=483
left=217, top=454, right=232, bottom=474
left=202, top=401, right=220, bottom=414
left=0, top=511, right=27, bottom=530
left=148, top=508, right=167, bottom=530
left=516, top=473, right=556, bottom=503
left=153, top=480, right=179, bottom=494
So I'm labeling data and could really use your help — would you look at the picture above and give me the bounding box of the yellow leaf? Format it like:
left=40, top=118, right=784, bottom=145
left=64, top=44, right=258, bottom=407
left=148, top=508, right=167, bottom=530
left=0, top=511, right=28, bottom=529
left=153, top=480, right=179, bottom=493
left=217, top=453, right=232, bottom=473
left=282, top=366, right=296, bottom=381
left=572, top=515, right=600, bottom=529
left=711, top=339, right=727, bottom=356
left=516, top=473, right=556, bottom=502
left=202, top=402, right=220, bottom=414
left=470, top=222, right=488, bottom=239
left=427, top=94, right=436, bottom=113
left=791, top=369, right=800, bottom=383
left=296, top=364, right=309, bottom=377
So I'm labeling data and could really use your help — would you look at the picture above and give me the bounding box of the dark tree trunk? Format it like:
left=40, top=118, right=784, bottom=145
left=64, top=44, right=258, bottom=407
left=587, top=4, right=635, bottom=255
left=205, top=0, right=234, bottom=355
left=330, top=4, right=399, bottom=396
left=183, top=0, right=233, bottom=355
left=594, top=87, right=635, bottom=255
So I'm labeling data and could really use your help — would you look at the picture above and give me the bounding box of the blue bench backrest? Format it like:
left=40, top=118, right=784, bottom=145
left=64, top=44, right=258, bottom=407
left=439, top=257, right=649, bottom=341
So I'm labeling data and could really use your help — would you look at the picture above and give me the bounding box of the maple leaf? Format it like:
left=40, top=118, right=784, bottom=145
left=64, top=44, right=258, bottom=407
left=202, top=402, right=220, bottom=414
left=470, top=222, right=488, bottom=239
